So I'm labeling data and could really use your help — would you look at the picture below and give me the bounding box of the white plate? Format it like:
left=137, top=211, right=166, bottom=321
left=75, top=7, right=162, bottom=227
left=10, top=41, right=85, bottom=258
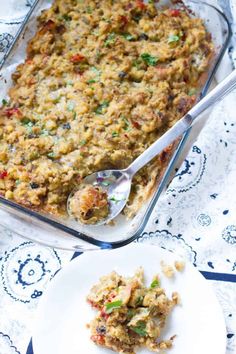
left=32, top=244, right=226, bottom=354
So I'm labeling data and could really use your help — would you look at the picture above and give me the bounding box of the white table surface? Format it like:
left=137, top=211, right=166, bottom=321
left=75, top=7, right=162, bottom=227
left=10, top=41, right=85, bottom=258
left=0, top=1, right=236, bottom=354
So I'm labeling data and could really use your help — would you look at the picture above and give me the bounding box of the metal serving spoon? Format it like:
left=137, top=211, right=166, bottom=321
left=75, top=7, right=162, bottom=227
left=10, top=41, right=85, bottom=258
left=68, top=69, right=236, bottom=226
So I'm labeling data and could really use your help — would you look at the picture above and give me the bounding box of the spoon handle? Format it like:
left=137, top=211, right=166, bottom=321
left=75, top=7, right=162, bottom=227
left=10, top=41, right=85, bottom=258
left=124, top=69, right=236, bottom=177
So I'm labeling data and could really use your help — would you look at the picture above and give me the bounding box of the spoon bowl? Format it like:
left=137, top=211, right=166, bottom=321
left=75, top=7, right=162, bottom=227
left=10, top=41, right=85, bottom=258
left=67, top=169, right=132, bottom=226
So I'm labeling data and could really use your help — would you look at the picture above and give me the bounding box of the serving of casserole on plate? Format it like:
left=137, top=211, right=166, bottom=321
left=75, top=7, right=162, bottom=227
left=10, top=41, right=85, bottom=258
left=0, top=0, right=231, bottom=249
left=32, top=244, right=227, bottom=354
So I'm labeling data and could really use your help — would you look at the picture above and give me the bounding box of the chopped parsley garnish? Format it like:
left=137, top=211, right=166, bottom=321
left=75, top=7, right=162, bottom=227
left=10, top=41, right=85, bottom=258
left=150, top=278, right=159, bottom=288
left=135, top=296, right=143, bottom=306
left=95, top=101, right=109, bottom=114
left=47, top=152, right=55, bottom=158
left=105, top=300, right=123, bottom=314
left=131, top=322, right=147, bottom=336
left=62, top=14, right=72, bottom=21
left=91, top=66, right=101, bottom=75
left=132, top=14, right=142, bottom=23
left=101, top=181, right=111, bottom=187
left=122, top=117, right=130, bottom=131
left=109, top=196, right=124, bottom=203
left=40, top=129, right=49, bottom=136
left=87, top=79, right=97, bottom=84
left=122, top=33, right=134, bottom=41
left=53, top=96, right=61, bottom=104
left=104, top=33, right=116, bottom=47
left=168, top=34, right=180, bottom=43
left=86, top=6, right=93, bottom=14
left=112, top=131, right=119, bottom=137
left=80, top=139, right=87, bottom=146
left=141, top=53, right=158, bottom=66
left=67, top=101, right=75, bottom=111
left=2, top=99, right=8, bottom=106
left=21, top=118, right=34, bottom=129
left=127, top=309, right=136, bottom=319
left=89, top=67, right=101, bottom=84
left=188, top=88, right=197, bottom=96
left=133, top=58, right=142, bottom=68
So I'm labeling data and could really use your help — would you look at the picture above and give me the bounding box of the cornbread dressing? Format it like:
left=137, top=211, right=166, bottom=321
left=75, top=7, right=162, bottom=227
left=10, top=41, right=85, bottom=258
left=0, top=0, right=214, bottom=217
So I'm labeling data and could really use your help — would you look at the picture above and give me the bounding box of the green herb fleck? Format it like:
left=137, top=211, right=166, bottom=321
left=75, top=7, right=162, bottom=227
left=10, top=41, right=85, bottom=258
left=2, top=99, right=8, bottom=106
left=53, top=96, right=61, bottom=104
left=105, top=300, right=123, bottom=314
left=141, top=53, right=158, bottom=66
left=66, top=80, right=73, bottom=86
left=104, top=33, right=116, bottom=47
left=73, top=111, right=77, bottom=120
left=89, top=67, right=101, bottom=83
left=95, top=101, right=109, bottom=114
left=168, top=34, right=180, bottom=43
left=87, top=79, right=97, bottom=84
left=148, top=0, right=155, bottom=3
left=91, top=67, right=101, bottom=75
left=150, top=278, right=159, bottom=288
left=132, top=58, right=142, bottom=69
left=62, top=14, right=72, bottom=21
left=67, top=101, right=75, bottom=111
left=40, top=129, right=49, bottom=136
left=15, top=179, right=21, bottom=186
left=101, top=181, right=111, bottom=187
left=133, top=14, right=141, bottom=23
left=122, top=33, right=134, bottom=41
left=122, top=117, right=130, bottom=131
left=47, top=152, right=55, bottom=158
left=135, top=296, right=143, bottom=306
left=109, top=196, right=124, bottom=203
left=86, top=6, right=93, bottom=14
left=21, top=118, right=34, bottom=129
left=127, top=309, right=136, bottom=319
left=80, top=139, right=87, bottom=146
left=131, top=322, right=147, bottom=336
left=112, top=131, right=119, bottom=137
left=188, top=88, right=197, bottom=96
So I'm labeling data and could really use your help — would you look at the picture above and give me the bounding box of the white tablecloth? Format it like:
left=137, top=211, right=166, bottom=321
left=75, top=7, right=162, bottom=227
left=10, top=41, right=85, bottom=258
left=0, top=1, right=236, bottom=353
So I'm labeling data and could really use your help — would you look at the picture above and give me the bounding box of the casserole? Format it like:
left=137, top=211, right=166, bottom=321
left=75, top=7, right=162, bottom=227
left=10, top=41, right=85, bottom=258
left=0, top=0, right=231, bottom=251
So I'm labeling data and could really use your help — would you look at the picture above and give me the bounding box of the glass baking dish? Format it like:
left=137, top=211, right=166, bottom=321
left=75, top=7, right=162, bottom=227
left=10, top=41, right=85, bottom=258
left=0, top=0, right=232, bottom=251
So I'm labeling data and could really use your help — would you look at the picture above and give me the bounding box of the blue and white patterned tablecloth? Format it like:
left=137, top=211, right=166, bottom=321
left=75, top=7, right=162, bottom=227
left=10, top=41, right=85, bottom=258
left=0, top=1, right=236, bottom=354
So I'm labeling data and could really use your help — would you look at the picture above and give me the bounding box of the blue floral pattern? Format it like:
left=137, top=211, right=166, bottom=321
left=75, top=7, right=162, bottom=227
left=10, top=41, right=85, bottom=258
left=1, top=242, right=62, bottom=303
left=0, top=1, right=236, bottom=354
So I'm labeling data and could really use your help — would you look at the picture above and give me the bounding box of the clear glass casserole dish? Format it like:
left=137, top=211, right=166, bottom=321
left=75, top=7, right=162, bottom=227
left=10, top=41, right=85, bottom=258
left=0, top=0, right=232, bottom=251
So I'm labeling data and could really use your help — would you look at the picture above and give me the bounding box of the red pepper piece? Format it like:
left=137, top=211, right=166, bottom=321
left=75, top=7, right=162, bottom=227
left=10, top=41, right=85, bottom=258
left=70, top=54, right=85, bottom=63
left=136, top=0, right=146, bottom=10
left=39, top=19, right=56, bottom=34
left=0, top=171, right=8, bottom=179
left=169, top=9, right=181, bottom=17
left=131, top=120, right=141, bottom=129
left=100, top=307, right=109, bottom=320
left=120, top=15, right=129, bottom=27
left=87, top=299, right=100, bottom=309
left=5, top=108, right=21, bottom=118
left=91, top=335, right=105, bottom=345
